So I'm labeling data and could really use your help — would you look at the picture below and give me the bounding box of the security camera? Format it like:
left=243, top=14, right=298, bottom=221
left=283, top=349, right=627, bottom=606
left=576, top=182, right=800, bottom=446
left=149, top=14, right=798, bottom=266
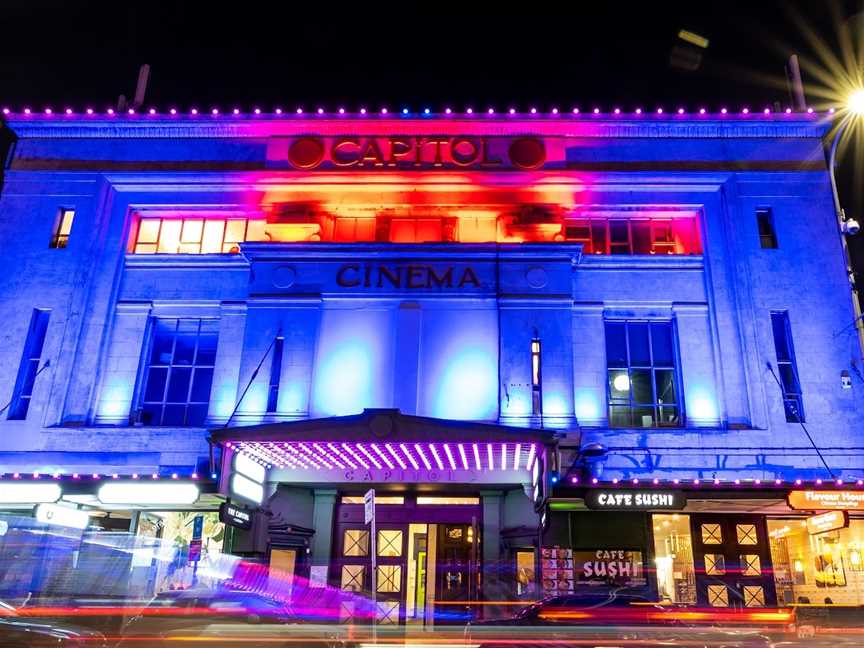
left=843, top=219, right=861, bottom=235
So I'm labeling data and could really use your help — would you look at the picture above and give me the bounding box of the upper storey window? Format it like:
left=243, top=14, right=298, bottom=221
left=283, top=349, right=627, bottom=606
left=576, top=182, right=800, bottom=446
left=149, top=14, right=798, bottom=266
left=130, top=217, right=250, bottom=254
left=562, top=215, right=701, bottom=255
left=127, top=207, right=701, bottom=253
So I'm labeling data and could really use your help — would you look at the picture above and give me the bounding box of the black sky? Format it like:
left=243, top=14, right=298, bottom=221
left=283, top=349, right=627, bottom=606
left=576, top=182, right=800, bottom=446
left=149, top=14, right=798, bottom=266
left=4, top=0, right=864, bottom=279
left=0, top=1, right=844, bottom=110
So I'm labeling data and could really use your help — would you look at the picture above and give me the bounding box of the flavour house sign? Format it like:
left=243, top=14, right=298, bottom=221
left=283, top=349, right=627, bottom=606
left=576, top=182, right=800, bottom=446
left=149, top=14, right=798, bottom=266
left=286, top=136, right=546, bottom=170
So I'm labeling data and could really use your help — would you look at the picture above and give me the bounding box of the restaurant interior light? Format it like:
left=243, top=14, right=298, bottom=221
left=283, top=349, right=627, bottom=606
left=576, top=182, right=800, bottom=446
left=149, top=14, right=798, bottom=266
left=0, top=482, right=61, bottom=504
left=97, top=481, right=199, bottom=505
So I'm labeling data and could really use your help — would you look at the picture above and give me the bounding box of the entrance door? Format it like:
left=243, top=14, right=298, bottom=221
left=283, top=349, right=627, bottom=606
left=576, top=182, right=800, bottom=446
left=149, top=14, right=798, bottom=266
left=690, top=514, right=777, bottom=608
left=334, top=496, right=481, bottom=625
left=434, top=523, right=476, bottom=623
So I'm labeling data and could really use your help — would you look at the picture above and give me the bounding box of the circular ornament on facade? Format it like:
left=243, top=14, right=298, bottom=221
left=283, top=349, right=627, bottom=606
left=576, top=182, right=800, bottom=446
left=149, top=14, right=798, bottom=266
left=525, top=266, right=548, bottom=289
left=369, top=413, right=394, bottom=439
left=288, top=137, right=325, bottom=169
left=272, top=265, right=296, bottom=289
left=508, top=137, right=546, bottom=170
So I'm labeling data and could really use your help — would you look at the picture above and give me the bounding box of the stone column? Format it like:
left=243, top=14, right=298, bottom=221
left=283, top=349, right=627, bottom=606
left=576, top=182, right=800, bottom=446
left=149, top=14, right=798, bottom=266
left=310, top=489, right=338, bottom=585
left=93, top=302, right=151, bottom=425
left=480, top=490, right=504, bottom=614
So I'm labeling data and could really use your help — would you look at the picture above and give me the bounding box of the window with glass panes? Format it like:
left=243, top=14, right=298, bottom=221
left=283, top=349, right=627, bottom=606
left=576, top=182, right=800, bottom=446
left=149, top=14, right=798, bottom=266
left=139, top=318, right=218, bottom=426
left=132, top=218, right=249, bottom=254
left=770, top=311, right=804, bottom=422
left=563, top=216, right=700, bottom=255
left=605, top=320, right=681, bottom=427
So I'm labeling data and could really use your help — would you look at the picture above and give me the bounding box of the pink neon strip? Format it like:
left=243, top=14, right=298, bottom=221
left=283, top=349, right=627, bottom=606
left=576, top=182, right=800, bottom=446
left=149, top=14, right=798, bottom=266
left=457, top=444, right=469, bottom=471
left=285, top=444, right=315, bottom=470
left=513, top=443, right=522, bottom=471
left=328, top=442, right=357, bottom=469
left=526, top=444, right=537, bottom=470
left=443, top=444, right=457, bottom=470
left=313, top=442, right=344, bottom=469
left=342, top=443, right=370, bottom=470
left=472, top=443, right=481, bottom=470
left=414, top=443, right=432, bottom=470
left=428, top=444, right=445, bottom=471
left=400, top=443, right=420, bottom=470
left=500, top=444, right=507, bottom=471
left=371, top=444, right=394, bottom=470
left=384, top=443, right=407, bottom=470
left=487, top=444, right=494, bottom=471
left=299, top=442, right=332, bottom=469
left=357, top=444, right=383, bottom=469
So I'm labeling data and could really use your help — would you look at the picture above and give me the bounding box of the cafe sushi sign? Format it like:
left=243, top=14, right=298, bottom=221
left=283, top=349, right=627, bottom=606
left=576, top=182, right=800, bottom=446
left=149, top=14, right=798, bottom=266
left=574, top=550, right=647, bottom=588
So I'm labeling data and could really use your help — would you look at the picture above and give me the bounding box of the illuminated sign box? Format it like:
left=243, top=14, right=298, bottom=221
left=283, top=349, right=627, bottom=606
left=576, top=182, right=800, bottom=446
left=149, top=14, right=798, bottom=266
left=35, top=503, right=90, bottom=530
left=788, top=490, right=864, bottom=511
left=806, top=510, right=849, bottom=535
left=219, top=501, right=253, bottom=530
left=230, top=473, right=264, bottom=505
left=233, top=452, right=266, bottom=484
left=584, top=490, right=686, bottom=511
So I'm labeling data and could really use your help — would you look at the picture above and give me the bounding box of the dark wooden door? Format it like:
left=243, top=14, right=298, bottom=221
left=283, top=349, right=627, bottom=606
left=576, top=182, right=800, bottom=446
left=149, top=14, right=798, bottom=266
left=690, top=514, right=777, bottom=608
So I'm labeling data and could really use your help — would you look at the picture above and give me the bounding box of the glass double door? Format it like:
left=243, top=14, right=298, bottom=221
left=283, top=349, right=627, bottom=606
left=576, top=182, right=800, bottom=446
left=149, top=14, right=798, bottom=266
left=334, top=499, right=480, bottom=625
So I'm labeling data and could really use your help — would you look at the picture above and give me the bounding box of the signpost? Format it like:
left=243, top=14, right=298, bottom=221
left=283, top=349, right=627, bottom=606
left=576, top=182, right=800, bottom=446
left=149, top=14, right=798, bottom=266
left=189, top=515, right=204, bottom=585
left=364, top=489, right=376, bottom=642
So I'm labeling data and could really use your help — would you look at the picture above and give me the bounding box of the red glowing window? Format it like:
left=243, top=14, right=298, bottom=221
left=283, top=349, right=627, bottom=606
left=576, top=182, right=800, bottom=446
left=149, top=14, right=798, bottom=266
left=562, top=214, right=701, bottom=255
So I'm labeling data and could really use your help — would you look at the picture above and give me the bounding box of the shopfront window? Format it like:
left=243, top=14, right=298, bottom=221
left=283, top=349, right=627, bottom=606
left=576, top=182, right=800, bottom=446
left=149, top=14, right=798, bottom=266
left=516, top=550, right=536, bottom=597
left=652, top=514, right=696, bottom=604
left=768, top=518, right=864, bottom=605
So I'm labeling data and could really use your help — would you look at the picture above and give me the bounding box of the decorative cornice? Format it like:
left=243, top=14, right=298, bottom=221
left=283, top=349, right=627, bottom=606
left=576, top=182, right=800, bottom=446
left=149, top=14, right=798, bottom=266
left=2, top=117, right=831, bottom=140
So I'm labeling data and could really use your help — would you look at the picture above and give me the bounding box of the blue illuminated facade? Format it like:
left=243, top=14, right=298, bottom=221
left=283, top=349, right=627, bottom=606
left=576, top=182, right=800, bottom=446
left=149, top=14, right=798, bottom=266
left=0, top=110, right=862, bottom=611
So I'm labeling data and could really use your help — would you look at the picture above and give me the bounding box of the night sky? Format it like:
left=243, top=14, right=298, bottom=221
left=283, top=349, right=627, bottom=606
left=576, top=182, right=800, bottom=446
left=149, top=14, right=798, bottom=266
left=4, top=0, right=864, bottom=279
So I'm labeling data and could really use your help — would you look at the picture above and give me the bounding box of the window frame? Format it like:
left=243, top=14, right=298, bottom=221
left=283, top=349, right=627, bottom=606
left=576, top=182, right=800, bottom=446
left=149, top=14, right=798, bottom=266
left=770, top=311, right=804, bottom=422
left=135, top=317, right=218, bottom=427
left=7, top=309, right=51, bottom=420
left=49, top=208, right=75, bottom=249
left=562, top=215, right=699, bottom=255
left=604, top=318, right=684, bottom=428
left=756, top=207, right=778, bottom=249
left=130, top=216, right=250, bottom=254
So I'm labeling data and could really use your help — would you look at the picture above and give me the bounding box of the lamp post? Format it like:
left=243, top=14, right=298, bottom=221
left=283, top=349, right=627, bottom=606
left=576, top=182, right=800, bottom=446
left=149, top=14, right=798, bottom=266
left=828, top=91, right=864, bottom=356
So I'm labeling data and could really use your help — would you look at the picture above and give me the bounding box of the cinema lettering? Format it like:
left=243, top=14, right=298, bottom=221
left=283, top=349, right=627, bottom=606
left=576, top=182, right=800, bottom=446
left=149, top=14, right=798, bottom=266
left=286, top=135, right=546, bottom=170
left=336, top=263, right=482, bottom=290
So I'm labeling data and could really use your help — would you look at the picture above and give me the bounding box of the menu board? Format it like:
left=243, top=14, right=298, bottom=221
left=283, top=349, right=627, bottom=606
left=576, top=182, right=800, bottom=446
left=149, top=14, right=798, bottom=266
left=541, top=546, right=575, bottom=595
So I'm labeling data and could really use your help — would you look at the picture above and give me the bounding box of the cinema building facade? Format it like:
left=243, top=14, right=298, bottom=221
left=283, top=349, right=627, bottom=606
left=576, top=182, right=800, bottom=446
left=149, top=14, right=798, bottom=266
left=2, top=106, right=864, bottom=618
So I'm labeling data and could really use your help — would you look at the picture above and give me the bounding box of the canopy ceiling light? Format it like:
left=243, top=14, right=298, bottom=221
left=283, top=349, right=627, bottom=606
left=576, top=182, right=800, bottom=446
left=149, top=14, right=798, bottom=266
left=227, top=440, right=538, bottom=473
